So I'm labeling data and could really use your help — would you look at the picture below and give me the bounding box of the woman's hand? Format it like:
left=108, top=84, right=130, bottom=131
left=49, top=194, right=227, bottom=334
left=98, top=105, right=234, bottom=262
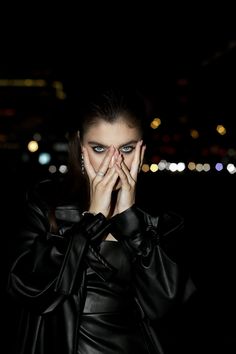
left=82, top=146, right=119, bottom=217
left=114, top=140, right=146, bottom=214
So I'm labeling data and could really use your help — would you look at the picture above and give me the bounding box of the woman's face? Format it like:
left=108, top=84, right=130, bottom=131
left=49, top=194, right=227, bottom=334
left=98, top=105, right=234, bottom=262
left=81, top=118, right=142, bottom=182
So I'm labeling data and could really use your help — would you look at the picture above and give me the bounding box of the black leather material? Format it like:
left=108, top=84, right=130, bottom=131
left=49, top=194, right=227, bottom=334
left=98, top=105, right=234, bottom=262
left=77, top=241, right=150, bottom=353
left=7, top=180, right=195, bottom=354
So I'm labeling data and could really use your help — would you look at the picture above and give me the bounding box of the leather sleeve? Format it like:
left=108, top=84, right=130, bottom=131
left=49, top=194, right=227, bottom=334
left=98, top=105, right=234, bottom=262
left=111, top=205, right=196, bottom=321
left=7, top=190, right=109, bottom=314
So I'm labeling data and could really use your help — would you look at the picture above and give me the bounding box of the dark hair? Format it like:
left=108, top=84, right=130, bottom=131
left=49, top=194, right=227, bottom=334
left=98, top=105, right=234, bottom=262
left=65, top=88, right=148, bottom=208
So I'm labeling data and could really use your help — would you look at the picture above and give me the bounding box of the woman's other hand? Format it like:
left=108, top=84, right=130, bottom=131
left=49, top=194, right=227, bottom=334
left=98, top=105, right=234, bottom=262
left=82, top=146, right=119, bottom=217
left=114, top=140, right=146, bottom=214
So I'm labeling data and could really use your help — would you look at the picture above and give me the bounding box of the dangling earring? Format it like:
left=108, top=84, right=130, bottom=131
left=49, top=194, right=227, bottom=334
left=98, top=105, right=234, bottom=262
left=81, top=154, right=85, bottom=174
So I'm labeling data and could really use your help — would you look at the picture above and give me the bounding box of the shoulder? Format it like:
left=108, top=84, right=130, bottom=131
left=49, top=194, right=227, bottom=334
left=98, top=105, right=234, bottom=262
left=26, top=177, right=81, bottom=212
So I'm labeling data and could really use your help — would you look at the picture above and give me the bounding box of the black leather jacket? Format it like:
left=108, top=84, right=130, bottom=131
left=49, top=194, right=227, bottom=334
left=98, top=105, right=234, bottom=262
left=7, top=180, right=195, bottom=354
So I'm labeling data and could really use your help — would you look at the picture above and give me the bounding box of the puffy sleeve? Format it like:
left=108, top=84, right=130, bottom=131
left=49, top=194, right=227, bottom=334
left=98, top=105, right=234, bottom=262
left=7, top=183, right=111, bottom=314
left=111, top=205, right=196, bottom=321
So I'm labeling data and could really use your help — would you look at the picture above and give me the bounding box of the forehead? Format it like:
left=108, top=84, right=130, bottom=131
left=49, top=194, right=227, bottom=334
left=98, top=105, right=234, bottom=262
left=83, top=119, right=141, bottom=144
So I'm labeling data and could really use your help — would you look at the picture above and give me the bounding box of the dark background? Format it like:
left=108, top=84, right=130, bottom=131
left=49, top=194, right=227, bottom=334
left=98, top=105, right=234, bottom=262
left=1, top=17, right=236, bottom=353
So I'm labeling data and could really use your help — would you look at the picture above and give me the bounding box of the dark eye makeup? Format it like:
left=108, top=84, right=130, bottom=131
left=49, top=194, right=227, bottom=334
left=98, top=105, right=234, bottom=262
left=92, top=145, right=135, bottom=154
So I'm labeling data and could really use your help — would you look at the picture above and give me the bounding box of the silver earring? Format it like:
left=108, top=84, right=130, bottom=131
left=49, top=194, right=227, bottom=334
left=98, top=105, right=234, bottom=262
left=81, top=154, right=85, bottom=174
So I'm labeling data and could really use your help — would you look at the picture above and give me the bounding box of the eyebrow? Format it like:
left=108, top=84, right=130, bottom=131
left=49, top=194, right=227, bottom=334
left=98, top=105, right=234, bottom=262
left=88, top=140, right=139, bottom=148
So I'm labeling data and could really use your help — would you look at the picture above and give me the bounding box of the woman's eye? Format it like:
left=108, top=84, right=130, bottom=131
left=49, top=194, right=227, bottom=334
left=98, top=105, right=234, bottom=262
left=120, top=146, right=135, bottom=153
left=92, top=146, right=106, bottom=153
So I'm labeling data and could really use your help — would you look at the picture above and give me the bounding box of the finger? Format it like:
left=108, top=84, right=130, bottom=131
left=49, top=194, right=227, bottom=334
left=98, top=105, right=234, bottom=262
left=95, top=146, right=115, bottom=179
left=109, top=149, right=119, bottom=168
left=107, top=168, right=120, bottom=190
left=89, top=167, right=119, bottom=217
left=82, top=146, right=96, bottom=180
left=95, top=166, right=120, bottom=196
left=130, top=140, right=143, bottom=179
left=115, top=152, right=122, bottom=167
left=115, top=163, right=130, bottom=187
left=98, top=164, right=118, bottom=186
left=120, top=160, right=135, bottom=184
left=115, top=151, right=132, bottom=181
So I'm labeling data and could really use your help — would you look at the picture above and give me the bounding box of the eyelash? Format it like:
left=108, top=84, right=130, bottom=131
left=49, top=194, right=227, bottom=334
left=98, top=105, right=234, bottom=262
left=92, top=146, right=106, bottom=153
left=92, top=146, right=135, bottom=154
left=120, top=146, right=135, bottom=153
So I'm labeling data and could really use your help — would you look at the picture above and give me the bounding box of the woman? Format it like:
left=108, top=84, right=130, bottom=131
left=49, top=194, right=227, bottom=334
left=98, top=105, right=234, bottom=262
left=7, top=88, right=195, bottom=353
